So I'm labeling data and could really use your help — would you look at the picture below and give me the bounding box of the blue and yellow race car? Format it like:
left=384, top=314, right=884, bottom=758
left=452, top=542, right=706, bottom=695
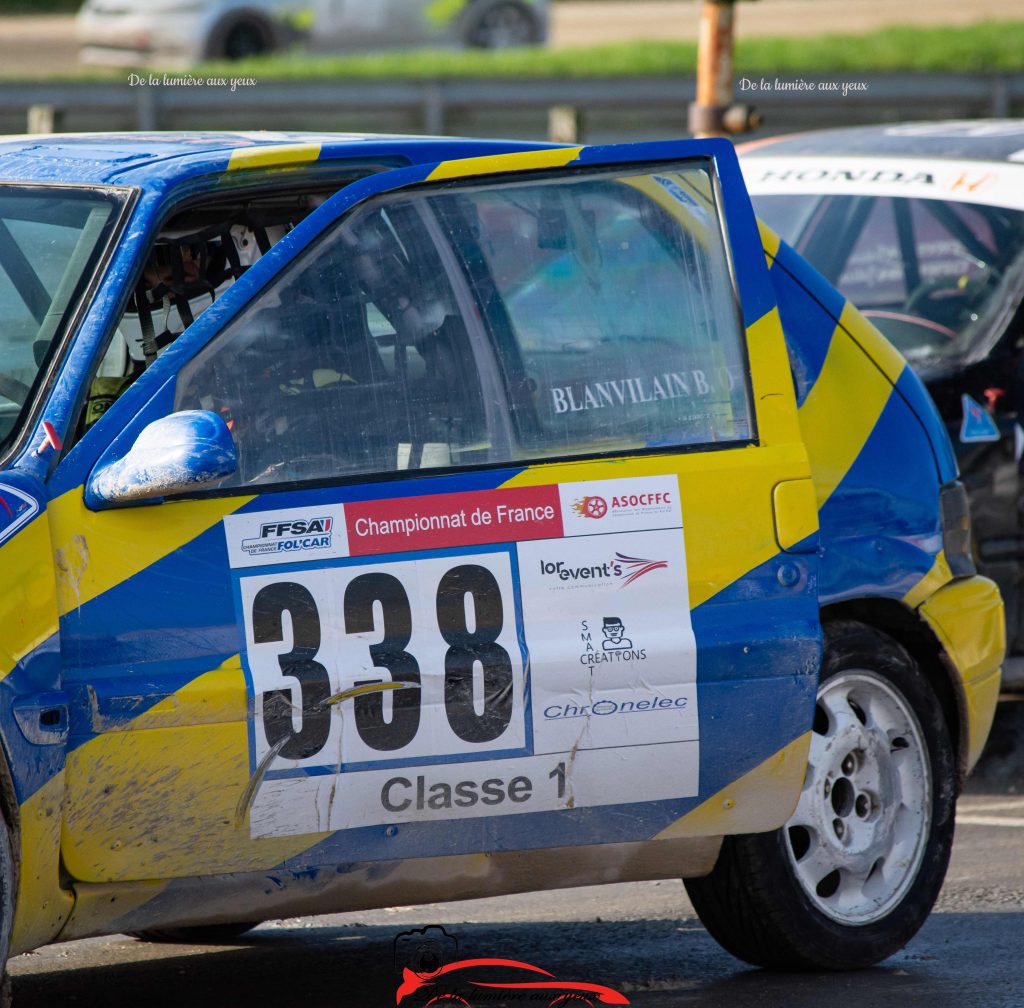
left=0, top=131, right=1004, bottom=982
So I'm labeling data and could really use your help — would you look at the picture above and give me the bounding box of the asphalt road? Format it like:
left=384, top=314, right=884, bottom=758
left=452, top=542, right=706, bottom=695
left=10, top=700, right=1024, bottom=1008
left=1, top=0, right=1024, bottom=77
left=10, top=798, right=1024, bottom=1007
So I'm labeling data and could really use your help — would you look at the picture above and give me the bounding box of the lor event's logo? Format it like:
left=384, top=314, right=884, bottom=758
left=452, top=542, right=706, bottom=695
left=610, top=553, right=668, bottom=587
left=539, top=553, right=667, bottom=589
left=394, top=925, right=630, bottom=1006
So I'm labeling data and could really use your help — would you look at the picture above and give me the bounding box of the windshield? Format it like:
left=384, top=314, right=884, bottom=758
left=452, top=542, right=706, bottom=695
left=0, top=186, right=126, bottom=453
left=751, top=192, right=1024, bottom=376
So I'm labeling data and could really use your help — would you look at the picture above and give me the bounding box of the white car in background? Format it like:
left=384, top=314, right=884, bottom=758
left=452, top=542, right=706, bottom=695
left=77, top=0, right=549, bottom=67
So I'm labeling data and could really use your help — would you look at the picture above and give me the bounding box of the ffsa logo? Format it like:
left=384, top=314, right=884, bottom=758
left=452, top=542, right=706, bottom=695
left=259, top=517, right=333, bottom=538
left=242, top=516, right=334, bottom=557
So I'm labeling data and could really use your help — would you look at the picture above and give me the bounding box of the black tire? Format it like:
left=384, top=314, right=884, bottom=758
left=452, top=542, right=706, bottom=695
left=684, top=620, right=955, bottom=970
left=130, top=922, right=258, bottom=944
left=0, top=815, right=14, bottom=1007
left=206, top=18, right=274, bottom=61
left=463, top=1, right=541, bottom=48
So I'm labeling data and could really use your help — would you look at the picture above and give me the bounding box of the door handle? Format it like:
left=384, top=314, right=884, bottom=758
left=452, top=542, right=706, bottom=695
left=13, top=692, right=70, bottom=746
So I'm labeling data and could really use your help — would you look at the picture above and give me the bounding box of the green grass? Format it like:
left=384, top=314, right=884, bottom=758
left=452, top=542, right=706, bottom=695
left=198, top=39, right=696, bottom=80
left=193, top=20, right=1024, bottom=79
left=6, top=19, right=1024, bottom=81
left=738, top=20, right=1024, bottom=74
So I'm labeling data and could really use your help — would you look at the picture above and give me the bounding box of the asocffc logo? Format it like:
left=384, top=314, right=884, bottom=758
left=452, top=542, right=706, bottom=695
left=571, top=491, right=673, bottom=520
left=610, top=492, right=672, bottom=508
left=572, top=495, right=608, bottom=519
left=241, top=515, right=334, bottom=557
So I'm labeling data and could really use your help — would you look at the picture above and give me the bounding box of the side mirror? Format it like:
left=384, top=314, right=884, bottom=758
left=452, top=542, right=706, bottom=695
left=86, top=410, right=237, bottom=509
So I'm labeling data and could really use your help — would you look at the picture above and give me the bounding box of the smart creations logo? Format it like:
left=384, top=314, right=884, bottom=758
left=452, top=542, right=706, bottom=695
left=240, top=515, right=335, bottom=558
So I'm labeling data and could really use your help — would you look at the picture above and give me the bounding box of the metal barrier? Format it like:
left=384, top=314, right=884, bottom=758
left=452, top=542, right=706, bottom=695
left=5, top=73, right=1024, bottom=140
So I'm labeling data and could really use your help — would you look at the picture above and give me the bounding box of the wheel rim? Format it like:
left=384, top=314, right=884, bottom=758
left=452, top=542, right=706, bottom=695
left=474, top=4, right=533, bottom=47
left=784, top=670, right=931, bottom=926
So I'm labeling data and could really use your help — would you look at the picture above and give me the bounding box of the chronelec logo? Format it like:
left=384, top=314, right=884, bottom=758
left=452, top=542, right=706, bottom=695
left=242, top=517, right=334, bottom=557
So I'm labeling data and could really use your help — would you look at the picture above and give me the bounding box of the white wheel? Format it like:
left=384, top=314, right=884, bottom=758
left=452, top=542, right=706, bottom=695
left=786, top=670, right=931, bottom=925
left=685, top=621, right=956, bottom=970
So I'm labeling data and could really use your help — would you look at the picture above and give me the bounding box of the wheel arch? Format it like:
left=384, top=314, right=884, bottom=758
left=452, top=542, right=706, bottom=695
left=820, top=596, right=968, bottom=791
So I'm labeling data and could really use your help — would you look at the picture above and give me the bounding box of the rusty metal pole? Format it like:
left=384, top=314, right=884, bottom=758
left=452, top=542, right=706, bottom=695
left=689, top=0, right=760, bottom=139
left=692, top=0, right=734, bottom=138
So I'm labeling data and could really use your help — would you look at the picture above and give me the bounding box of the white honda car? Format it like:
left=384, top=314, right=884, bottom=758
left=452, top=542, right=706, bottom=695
left=77, top=0, right=549, bottom=67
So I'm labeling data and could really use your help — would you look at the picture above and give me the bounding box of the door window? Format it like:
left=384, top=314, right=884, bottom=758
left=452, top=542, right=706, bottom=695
left=175, top=199, right=492, bottom=486
left=426, top=168, right=753, bottom=455
left=174, top=161, right=754, bottom=489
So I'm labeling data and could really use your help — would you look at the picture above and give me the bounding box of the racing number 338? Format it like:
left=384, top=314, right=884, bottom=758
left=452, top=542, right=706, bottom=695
left=245, top=555, right=526, bottom=765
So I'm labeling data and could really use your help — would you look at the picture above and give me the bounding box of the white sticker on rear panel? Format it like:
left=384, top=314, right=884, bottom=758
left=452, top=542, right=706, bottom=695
left=235, top=475, right=698, bottom=838
left=518, top=528, right=697, bottom=756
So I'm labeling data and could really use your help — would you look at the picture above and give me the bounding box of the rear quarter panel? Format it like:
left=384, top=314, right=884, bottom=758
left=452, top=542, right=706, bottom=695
left=760, top=222, right=955, bottom=608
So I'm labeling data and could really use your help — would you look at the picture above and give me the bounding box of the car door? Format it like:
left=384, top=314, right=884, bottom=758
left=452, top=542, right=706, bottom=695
left=51, top=141, right=822, bottom=885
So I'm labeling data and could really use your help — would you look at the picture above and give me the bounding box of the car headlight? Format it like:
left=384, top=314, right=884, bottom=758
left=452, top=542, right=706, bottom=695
left=940, top=480, right=976, bottom=577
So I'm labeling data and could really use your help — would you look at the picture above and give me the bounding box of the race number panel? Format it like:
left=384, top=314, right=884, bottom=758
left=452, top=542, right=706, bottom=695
left=239, top=551, right=529, bottom=770
left=227, top=475, right=700, bottom=838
